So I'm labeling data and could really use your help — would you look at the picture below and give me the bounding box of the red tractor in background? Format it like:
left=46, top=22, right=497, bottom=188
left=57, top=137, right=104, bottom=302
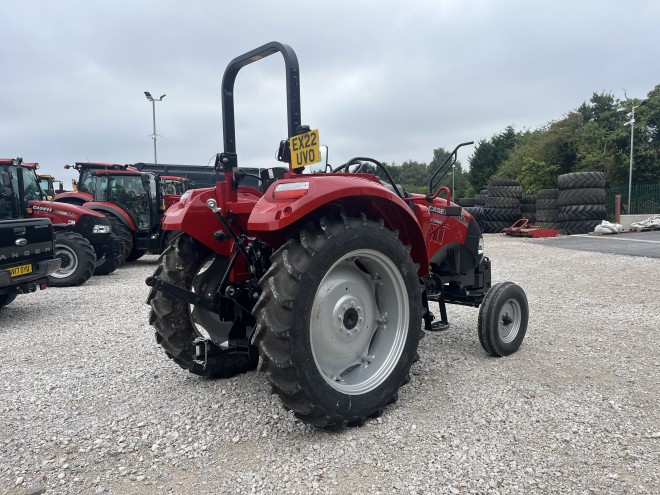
left=0, top=158, right=123, bottom=286
left=56, top=163, right=182, bottom=261
left=146, top=42, right=529, bottom=429
left=160, top=176, right=190, bottom=209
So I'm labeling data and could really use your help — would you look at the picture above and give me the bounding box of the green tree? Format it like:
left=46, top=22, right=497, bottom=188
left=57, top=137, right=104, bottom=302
left=468, top=126, right=518, bottom=192
left=496, top=113, right=582, bottom=192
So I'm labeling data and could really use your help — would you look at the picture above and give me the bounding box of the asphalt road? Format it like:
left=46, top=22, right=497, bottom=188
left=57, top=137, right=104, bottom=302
left=534, top=229, right=660, bottom=259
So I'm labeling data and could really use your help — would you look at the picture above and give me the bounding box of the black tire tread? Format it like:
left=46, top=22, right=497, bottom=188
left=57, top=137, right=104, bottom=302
left=253, top=214, right=422, bottom=429
left=48, top=231, right=96, bottom=287
left=557, top=188, right=606, bottom=207
left=147, top=234, right=259, bottom=378
left=487, top=185, right=523, bottom=198
left=536, top=189, right=559, bottom=199
left=558, top=171, right=605, bottom=190
left=559, top=204, right=606, bottom=221
left=485, top=197, right=520, bottom=209
left=94, top=232, right=123, bottom=275
left=103, top=213, right=133, bottom=263
left=478, top=282, right=528, bottom=357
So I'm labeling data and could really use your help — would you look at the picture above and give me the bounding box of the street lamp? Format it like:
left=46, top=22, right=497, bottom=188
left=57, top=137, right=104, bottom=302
left=144, top=91, right=166, bottom=164
left=623, top=98, right=649, bottom=214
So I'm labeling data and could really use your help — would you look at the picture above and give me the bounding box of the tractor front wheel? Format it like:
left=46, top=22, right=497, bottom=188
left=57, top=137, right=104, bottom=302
left=253, top=214, right=422, bottom=429
left=48, top=231, right=96, bottom=287
left=478, top=282, right=528, bottom=356
left=94, top=232, right=123, bottom=275
left=103, top=213, right=132, bottom=263
left=147, top=233, right=258, bottom=378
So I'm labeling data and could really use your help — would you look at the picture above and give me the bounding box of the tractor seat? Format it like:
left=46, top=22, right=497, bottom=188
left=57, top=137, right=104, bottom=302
left=380, top=181, right=409, bottom=198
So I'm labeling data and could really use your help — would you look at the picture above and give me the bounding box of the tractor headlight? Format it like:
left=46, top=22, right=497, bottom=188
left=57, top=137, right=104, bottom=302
left=478, top=235, right=484, bottom=255
left=179, top=190, right=191, bottom=203
left=93, top=225, right=111, bottom=234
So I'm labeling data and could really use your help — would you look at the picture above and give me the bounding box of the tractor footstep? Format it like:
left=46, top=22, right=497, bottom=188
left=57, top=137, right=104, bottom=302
left=426, top=321, right=450, bottom=332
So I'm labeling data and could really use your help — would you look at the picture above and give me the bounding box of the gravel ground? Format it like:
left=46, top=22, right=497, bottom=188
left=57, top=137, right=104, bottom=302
left=1, top=234, right=658, bottom=495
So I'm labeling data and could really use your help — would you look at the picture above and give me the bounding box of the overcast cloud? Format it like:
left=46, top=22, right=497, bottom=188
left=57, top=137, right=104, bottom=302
left=2, top=0, right=658, bottom=182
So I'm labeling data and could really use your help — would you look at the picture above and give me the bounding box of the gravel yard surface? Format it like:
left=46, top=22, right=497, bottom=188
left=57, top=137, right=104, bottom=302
left=1, top=234, right=658, bottom=494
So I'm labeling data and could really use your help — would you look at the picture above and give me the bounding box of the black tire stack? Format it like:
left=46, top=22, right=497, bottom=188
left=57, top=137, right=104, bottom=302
left=475, top=189, right=488, bottom=208
left=557, top=172, right=606, bottom=235
left=483, top=179, right=522, bottom=233
left=457, top=198, right=485, bottom=233
left=535, top=189, right=560, bottom=229
left=456, top=198, right=476, bottom=207
left=520, top=195, right=536, bottom=224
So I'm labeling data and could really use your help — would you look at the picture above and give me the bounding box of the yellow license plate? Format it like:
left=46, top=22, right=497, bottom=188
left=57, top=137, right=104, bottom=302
left=290, top=129, right=320, bottom=169
left=9, top=264, right=33, bottom=277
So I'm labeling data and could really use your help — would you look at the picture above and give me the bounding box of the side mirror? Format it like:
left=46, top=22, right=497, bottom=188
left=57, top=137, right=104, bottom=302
left=1, top=171, right=11, bottom=188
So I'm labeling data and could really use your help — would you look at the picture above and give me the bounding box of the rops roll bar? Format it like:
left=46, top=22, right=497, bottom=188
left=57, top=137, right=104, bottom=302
left=218, top=42, right=302, bottom=171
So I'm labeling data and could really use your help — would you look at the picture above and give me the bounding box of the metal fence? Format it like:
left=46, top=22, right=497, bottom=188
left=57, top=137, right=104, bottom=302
left=606, top=183, right=660, bottom=218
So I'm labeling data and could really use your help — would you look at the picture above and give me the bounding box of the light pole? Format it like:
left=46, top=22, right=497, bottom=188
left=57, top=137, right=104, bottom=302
left=623, top=98, right=649, bottom=214
left=144, top=91, right=166, bottom=164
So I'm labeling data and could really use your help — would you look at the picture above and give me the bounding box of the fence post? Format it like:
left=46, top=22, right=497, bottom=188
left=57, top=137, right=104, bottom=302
left=615, top=194, right=621, bottom=224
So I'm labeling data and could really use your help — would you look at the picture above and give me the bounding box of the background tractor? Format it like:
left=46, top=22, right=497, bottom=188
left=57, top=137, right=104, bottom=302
left=0, top=158, right=122, bottom=286
left=36, top=172, right=67, bottom=199
left=56, top=162, right=181, bottom=261
left=146, top=42, right=529, bottom=429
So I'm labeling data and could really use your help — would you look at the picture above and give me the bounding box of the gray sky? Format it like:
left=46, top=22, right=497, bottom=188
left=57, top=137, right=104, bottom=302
left=2, top=0, right=658, bottom=183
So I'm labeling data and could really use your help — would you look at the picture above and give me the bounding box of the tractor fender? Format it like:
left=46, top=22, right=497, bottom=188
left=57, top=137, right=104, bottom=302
left=28, top=200, right=105, bottom=227
left=248, top=176, right=429, bottom=275
left=84, top=202, right=137, bottom=231
left=161, top=187, right=232, bottom=254
left=53, top=191, right=93, bottom=205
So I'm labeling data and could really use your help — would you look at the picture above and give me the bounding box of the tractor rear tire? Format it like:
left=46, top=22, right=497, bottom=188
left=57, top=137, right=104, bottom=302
left=252, top=214, right=422, bottom=429
left=0, top=293, right=18, bottom=307
left=147, top=233, right=259, bottom=378
left=478, top=282, right=528, bottom=357
left=103, top=213, right=132, bottom=263
left=48, top=231, right=96, bottom=287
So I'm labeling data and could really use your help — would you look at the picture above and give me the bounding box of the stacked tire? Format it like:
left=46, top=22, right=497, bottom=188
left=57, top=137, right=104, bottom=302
left=483, top=179, right=522, bottom=233
left=457, top=198, right=485, bottom=233
left=520, top=196, right=536, bottom=224
left=535, top=189, right=560, bottom=229
left=475, top=189, right=488, bottom=208
left=558, top=172, right=606, bottom=235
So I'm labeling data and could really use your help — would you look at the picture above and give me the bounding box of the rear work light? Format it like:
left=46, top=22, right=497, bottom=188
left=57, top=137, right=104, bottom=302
left=272, top=181, right=309, bottom=200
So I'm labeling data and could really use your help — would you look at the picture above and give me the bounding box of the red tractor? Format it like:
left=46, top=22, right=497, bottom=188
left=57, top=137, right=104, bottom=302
left=56, top=163, right=177, bottom=261
left=146, top=42, right=529, bottom=429
left=0, top=158, right=123, bottom=286
left=159, top=176, right=190, bottom=210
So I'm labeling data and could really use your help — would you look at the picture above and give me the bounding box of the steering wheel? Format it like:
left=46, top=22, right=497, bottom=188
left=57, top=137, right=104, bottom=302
left=332, top=159, right=367, bottom=174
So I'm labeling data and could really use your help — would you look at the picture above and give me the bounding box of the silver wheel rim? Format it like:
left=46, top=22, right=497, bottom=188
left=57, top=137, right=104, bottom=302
left=498, top=298, right=521, bottom=344
left=310, top=248, right=409, bottom=394
left=52, top=244, right=78, bottom=279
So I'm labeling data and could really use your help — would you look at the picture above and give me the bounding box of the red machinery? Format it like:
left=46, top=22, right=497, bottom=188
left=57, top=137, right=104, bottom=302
left=146, top=42, right=529, bottom=429
left=503, top=218, right=560, bottom=238
left=1, top=159, right=122, bottom=285
left=56, top=163, right=181, bottom=261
